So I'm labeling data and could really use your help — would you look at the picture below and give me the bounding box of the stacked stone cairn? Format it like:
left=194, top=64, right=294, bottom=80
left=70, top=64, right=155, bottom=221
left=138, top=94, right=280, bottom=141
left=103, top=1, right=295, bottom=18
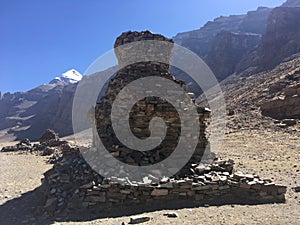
left=94, top=30, right=210, bottom=177
left=37, top=31, right=287, bottom=216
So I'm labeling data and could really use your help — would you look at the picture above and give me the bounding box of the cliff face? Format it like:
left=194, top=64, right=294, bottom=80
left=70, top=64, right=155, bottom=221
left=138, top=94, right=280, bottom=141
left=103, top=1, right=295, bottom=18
left=204, top=31, right=260, bottom=79
left=238, top=7, right=300, bottom=73
left=174, top=4, right=300, bottom=93
left=259, top=7, right=300, bottom=70
left=172, top=7, right=272, bottom=95
left=238, top=7, right=273, bottom=34
left=172, top=30, right=260, bottom=96
left=174, top=14, right=246, bottom=56
left=173, top=7, right=272, bottom=81
left=174, top=6, right=271, bottom=47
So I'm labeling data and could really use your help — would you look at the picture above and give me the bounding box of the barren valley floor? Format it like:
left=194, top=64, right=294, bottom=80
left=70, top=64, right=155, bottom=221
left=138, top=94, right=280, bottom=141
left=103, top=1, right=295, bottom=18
left=0, top=129, right=299, bottom=225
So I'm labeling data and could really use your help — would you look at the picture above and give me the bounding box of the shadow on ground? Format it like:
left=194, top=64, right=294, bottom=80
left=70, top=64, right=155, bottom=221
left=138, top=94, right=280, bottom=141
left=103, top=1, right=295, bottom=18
left=0, top=186, right=286, bottom=224
left=0, top=187, right=51, bottom=225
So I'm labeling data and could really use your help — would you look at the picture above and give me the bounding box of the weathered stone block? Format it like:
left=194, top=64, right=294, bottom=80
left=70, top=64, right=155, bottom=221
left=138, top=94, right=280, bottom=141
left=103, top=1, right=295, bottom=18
left=151, top=189, right=168, bottom=196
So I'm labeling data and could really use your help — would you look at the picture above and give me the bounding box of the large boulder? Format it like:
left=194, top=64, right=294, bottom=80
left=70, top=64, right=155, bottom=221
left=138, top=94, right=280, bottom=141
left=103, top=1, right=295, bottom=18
left=261, top=83, right=300, bottom=119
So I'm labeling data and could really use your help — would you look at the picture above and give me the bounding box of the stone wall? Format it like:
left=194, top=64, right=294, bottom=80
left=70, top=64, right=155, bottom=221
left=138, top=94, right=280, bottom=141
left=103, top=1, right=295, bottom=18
left=94, top=31, right=210, bottom=176
left=114, top=30, right=174, bottom=69
left=40, top=149, right=286, bottom=216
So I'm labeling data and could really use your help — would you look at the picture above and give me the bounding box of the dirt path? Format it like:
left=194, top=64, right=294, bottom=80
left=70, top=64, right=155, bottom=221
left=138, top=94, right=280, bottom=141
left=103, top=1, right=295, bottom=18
left=0, top=129, right=299, bottom=224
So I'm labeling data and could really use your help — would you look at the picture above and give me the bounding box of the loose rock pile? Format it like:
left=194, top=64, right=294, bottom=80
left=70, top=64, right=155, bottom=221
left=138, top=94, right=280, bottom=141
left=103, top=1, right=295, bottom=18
left=0, top=129, right=76, bottom=160
left=1, top=138, right=33, bottom=152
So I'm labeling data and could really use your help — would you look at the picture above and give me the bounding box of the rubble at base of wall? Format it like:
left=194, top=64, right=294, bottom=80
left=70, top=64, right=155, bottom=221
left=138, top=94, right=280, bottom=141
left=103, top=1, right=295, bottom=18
left=39, top=148, right=287, bottom=217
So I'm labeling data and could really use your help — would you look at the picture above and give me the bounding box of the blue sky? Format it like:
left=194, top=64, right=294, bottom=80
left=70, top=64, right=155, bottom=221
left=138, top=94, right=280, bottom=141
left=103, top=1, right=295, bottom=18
left=0, top=0, right=285, bottom=93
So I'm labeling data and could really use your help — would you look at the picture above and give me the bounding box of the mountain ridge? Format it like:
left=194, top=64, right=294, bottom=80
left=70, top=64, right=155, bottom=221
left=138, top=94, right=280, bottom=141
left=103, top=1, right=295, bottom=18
left=1, top=0, right=300, bottom=141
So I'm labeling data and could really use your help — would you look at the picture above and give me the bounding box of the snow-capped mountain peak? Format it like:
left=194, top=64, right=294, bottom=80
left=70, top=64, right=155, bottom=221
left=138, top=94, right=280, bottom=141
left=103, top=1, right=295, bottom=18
left=51, top=69, right=83, bottom=85
left=61, top=69, right=83, bottom=83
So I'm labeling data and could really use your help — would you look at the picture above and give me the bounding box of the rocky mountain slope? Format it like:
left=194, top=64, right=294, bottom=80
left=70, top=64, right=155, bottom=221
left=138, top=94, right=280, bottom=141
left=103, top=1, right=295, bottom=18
left=173, top=7, right=272, bottom=82
left=1, top=0, right=300, bottom=141
left=197, top=56, right=300, bottom=133
left=173, top=1, right=300, bottom=95
left=0, top=69, right=82, bottom=141
left=282, top=0, right=300, bottom=7
left=237, top=6, right=300, bottom=73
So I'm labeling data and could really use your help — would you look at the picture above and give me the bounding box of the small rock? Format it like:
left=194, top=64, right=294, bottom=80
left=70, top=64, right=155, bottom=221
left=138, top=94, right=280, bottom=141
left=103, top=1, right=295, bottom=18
left=44, top=198, right=57, bottom=213
left=142, top=177, right=152, bottom=184
left=160, top=177, right=169, bottom=183
left=245, top=174, right=254, bottom=181
left=61, top=143, right=77, bottom=154
left=163, top=212, right=179, bottom=218
left=80, top=181, right=95, bottom=189
left=195, top=165, right=206, bottom=175
left=228, top=109, right=235, bottom=116
left=292, top=186, right=300, bottom=193
left=19, top=138, right=31, bottom=146
left=282, top=119, right=297, bottom=126
left=277, top=123, right=287, bottom=128
left=240, top=182, right=251, bottom=189
left=129, top=215, right=150, bottom=224
left=42, top=147, right=55, bottom=156
left=233, top=171, right=245, bottom=180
